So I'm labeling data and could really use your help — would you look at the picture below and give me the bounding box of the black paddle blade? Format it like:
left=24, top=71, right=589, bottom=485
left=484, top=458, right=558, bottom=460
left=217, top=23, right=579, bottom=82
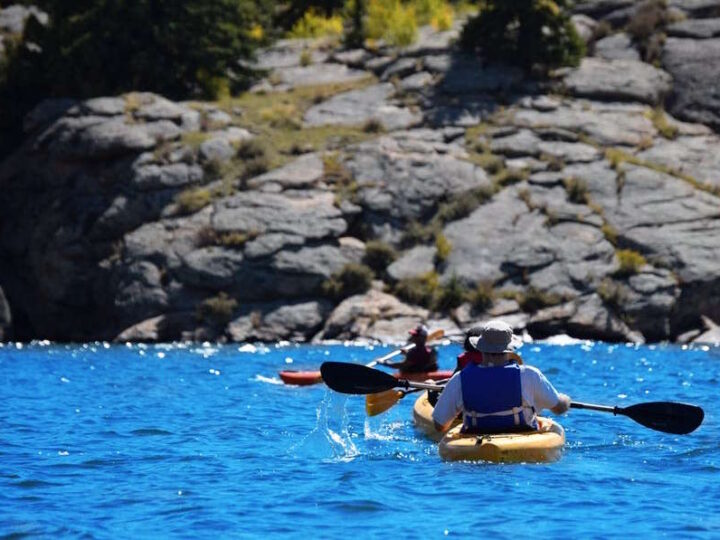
left=621, top=401, right=704, bottom=435
left=320, top=361, right=399, bottom=394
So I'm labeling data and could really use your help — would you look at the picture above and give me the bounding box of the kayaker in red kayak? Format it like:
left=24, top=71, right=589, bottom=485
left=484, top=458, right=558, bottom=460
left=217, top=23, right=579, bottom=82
left=383, top=324, right=438, bottom=374
left=432, top=319, right=570, bottom=434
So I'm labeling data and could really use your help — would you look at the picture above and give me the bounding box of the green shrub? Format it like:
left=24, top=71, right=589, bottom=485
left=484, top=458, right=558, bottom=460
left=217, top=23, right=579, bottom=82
left=471, top=152, right=505, bottom=175
left=299, top=49, right=313, bottom=67
left=394, top=271, right=439, bottom=307
left=459, top=0, right=585, bottom=70
left=615, top=249, right=646, bottom=277
left=563, top=176, right=589, bottom=204
left=650, top=108, right=679, bottom=140
left=288, top=9, right=343, bottom=38
left=469, top=281, right=495, bottom=311
left=434, top=233, right=452, bottom=264
left=363, top=240, right=397, bottom=273
left=197, top=292, right=238, bottom=325
left=365, top=0, right=418, bottom=47
left=601, top=223, right=618, bottom=246
left=414, top=0, right=454, bottom=30
left=176, top=188, right=212, bottom=215
left=597, top=278, right=627, bottom=310
left=362, top=118, right=386, bottom=133
left=322, top=263, right=374, bottom=299
left=516, top=287, right=562, bottom=312
left=434, top=274, right=466, bottom=311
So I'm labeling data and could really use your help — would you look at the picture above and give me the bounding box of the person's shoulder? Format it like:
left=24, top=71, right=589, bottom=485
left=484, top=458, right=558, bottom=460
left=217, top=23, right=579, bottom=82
left=519, top=364, right=545, bottom=378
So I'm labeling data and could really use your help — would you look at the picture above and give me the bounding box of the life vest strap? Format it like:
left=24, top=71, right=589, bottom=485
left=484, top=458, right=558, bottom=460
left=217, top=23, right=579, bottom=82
left=463, top=405, right=534, bottom=427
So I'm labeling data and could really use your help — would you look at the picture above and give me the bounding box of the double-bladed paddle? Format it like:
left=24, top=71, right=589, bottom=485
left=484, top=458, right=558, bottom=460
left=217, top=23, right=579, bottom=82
left=320, top=361, right=705, bottom=435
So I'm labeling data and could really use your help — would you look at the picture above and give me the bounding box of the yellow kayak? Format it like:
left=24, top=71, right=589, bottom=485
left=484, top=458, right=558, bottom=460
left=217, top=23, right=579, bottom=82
left=413, top=391, right=565, bottom=463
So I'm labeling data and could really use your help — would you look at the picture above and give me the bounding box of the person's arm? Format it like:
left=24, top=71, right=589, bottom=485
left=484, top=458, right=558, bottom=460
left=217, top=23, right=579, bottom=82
left=551, top=393, right=571, bottom=415
left=524, top=366, right=570, bottom=416
left=431, top=373, right=463, bottom=432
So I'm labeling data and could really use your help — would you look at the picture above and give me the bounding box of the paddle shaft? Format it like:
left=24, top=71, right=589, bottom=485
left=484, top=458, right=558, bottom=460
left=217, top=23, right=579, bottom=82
left=367, top=328, right=445, bottom=368
left=571, top=401, right=617, bottom=414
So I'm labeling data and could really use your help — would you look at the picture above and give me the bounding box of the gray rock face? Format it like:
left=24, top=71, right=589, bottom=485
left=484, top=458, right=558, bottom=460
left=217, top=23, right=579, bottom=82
left=638, top=134, right=720, bottom=189
left=212, top=190, right=347, bottom=240
left=345, top=135, right=490, bottom=237
left=663, top=37, right=720, bottom=130
left=668, top=18, right=720, bottom=39
left=133, top=163, right=204, bottom=191
left=275, top=63, right=369, bottom=88
left=594, top=33, right=640, bottom=61
left=228, top=300, right=331, bottom=342
left=692, top=316, right=720, bottom=344
left=564, top=58, right=672, bottom=105
left=513, top=99, right=656, bottom=146
left=247, top=153, right=324, bottom=190
left=669, top=0, right=720, bottom=17
left=571, top=14, right=598, bottom=43
left=527, top=294, right=644, bottom=343
left=303, top=83, right=421, bottom=131
left=441, top=186, right=616, bottom=300
left=253, top=38, right=331, bottom=70
left=178, top=247, right=245, bottom=289
left=0, top=286, right=11, bottom=340
left=317, top=289, right=428, bottom=341
left=387, top=246, right=437, bottom=281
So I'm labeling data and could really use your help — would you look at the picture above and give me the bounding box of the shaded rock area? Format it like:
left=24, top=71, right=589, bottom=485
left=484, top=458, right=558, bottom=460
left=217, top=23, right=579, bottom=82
left=2, top=9, right=720, bottom=345
left=0, top=286, right=11, bottom=340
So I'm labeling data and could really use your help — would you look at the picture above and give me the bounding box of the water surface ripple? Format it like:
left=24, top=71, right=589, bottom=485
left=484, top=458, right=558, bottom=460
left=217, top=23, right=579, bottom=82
left=0, top=341, right=717, bottom=538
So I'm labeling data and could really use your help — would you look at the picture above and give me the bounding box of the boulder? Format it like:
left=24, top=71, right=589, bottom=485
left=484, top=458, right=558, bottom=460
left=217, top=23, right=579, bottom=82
left=593, top=33, right=640, bottom=61
left=527, top=294, right=644, bottom=343
left=227, top=300, right=332, bottom=342
left=387, top=246, right=437, bottom=281
left=691, top=316, right=720, bottom=344
left=663, top=37, right=720, bottom=130
left=114, top=311, right=195, bottom=342
left=253, top=38, right=331, bottom=70
left=0, top=5, right=47, bottom=34
left=638, top=134, right=720, bottom=190
left=303, top=83, right=421, bottom=131
left=212, top=190, right=347, bottom=240
left=317, top=289, right=429, bottom=341
left=564, top=58, right=672, bottom=106
left=177, top=247, right=245, bottom=290
left=132, top=163, right=204, bottom=191
left=246, top=153, right=324, bottom=190
left=571, top=14, right=598, bottom=43
left=667, top=18, right=720, bottom=39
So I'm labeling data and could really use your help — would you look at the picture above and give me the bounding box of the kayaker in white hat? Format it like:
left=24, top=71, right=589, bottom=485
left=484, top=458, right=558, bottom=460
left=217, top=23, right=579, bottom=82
left=432, top=319, right=570, bottom=434
left=383, top=323, right=438, bottom=374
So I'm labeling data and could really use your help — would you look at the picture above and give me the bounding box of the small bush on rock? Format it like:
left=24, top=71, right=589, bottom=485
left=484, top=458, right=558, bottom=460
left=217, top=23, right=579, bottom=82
left=363, top=241, right=397, bottom=273
left=322, top=263, right=374, bottom=299
left=176, top=188, right=212, bottom=215
left=197, top=292, right=238, bottom=325
left=615, top=249, right=647, bottom=277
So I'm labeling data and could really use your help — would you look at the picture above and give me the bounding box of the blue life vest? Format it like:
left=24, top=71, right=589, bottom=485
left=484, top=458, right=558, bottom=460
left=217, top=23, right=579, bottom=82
left=460, top=363, right=537, bottom=434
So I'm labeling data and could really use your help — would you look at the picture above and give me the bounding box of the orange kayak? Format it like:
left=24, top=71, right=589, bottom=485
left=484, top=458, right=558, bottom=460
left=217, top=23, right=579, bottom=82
left=279, top=369, right=453, bottom=386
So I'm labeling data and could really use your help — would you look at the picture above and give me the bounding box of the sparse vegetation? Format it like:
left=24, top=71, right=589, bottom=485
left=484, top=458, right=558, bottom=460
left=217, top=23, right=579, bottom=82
left=322, top=263, right=374, bottom=300
left=433, top=274, right=466, bottom=310
left=197, top=292, right=238, bottom=325
left=362, top=118, right=386, bottom=133
left=563, top=176, right=589, bottom=204
left=649, top=108, right=679, bottom=140
left=176, top=188, right=212, bottom=215
left=597, top=278, right=627, bottom=311
left=365, top=0, right=418, bottom=47
left=516, top=287, right=562, bottom=312
left=323, top=153, right=358, bottom=206
left=615, top=249, right=647, bottom=277
left=394, top=271, right=440, bottom=307
left=468, top=281, right=495, bottom=311
left=288, top=9, right=344, bottom=39
left=434, top=233, right=452, bottom=264
left=363, top=241, right=398, bottom=273
left=601, top=223, right=619, bottom=246
left=626, top=0, right=669, bottom=63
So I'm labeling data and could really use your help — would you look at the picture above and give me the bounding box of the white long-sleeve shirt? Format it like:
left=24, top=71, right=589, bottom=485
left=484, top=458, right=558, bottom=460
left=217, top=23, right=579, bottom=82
left=432, top=364, right=563, bottom=427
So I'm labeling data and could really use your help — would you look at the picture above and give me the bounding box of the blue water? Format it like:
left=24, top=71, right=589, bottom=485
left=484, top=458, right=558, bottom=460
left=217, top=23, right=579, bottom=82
left=0, top=341, right=718, bottom=539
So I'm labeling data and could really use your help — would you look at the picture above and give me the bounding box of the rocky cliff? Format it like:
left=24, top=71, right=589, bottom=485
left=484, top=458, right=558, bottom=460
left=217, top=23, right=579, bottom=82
left=1, top=0, right=720, bottom=344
